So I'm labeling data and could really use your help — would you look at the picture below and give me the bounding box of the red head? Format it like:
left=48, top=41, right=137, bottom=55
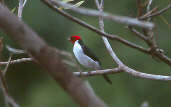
left=68, top=35, right=81, bottom=44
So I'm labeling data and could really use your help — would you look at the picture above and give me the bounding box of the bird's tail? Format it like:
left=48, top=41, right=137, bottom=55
left=97, top=66, right=112, bottom=84
left=102, top=74, right=112, bottom=84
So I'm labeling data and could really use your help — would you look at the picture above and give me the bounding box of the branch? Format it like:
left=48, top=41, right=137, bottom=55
left=0, top=4, right=107, bottom=107
left=74, top=68, right=122, bottom=76
left=0, top=58, right=33, bottom=65
left=46, top=0, right=155, bottom=30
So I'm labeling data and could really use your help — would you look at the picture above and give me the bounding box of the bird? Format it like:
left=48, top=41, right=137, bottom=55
left=68, top=35, right=112, bottom=84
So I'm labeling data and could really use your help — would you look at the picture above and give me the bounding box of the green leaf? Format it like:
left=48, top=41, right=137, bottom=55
left=11, top=7, right=16, bottom=13
left=62, top=0, right=74, bottom=3
left=58, top=0, right=84, bottom=10
left=72, top=1, right=84, bottom=8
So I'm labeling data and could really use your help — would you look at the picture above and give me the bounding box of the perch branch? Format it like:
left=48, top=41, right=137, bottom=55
left=74, top=68, right=171, bottom=81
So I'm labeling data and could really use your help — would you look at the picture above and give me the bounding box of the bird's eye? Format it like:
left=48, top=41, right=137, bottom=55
left=71, top=37, right=76, bottom=41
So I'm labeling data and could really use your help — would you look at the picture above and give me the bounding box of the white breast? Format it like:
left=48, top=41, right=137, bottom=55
left=73, top=40, right=101, bottom=70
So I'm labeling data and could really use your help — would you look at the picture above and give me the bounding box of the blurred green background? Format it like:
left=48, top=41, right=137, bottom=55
left=0, top=0, right=171, bottom=107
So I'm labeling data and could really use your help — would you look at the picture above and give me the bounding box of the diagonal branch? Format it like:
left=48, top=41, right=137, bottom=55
left=0, top=4, right=107, bottom=107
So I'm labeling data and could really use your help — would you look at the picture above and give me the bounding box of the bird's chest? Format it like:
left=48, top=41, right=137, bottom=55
left=73, top=41, right=100, bottom=69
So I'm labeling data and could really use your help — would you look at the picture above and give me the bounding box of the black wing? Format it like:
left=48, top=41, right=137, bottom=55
left=78, top=40, right=101, bottom=64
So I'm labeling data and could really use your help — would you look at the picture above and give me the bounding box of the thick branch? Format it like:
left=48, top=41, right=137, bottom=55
left=0, top=4, right=106, bottom=107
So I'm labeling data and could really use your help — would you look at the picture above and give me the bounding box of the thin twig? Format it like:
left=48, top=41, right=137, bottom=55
left=127, top=26, right=147, bottom=41
left=139, top=7, right=158, bottom=19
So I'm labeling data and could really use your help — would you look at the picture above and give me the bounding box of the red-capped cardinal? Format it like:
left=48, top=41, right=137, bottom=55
left=68, top=35, right=112, bottom=84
